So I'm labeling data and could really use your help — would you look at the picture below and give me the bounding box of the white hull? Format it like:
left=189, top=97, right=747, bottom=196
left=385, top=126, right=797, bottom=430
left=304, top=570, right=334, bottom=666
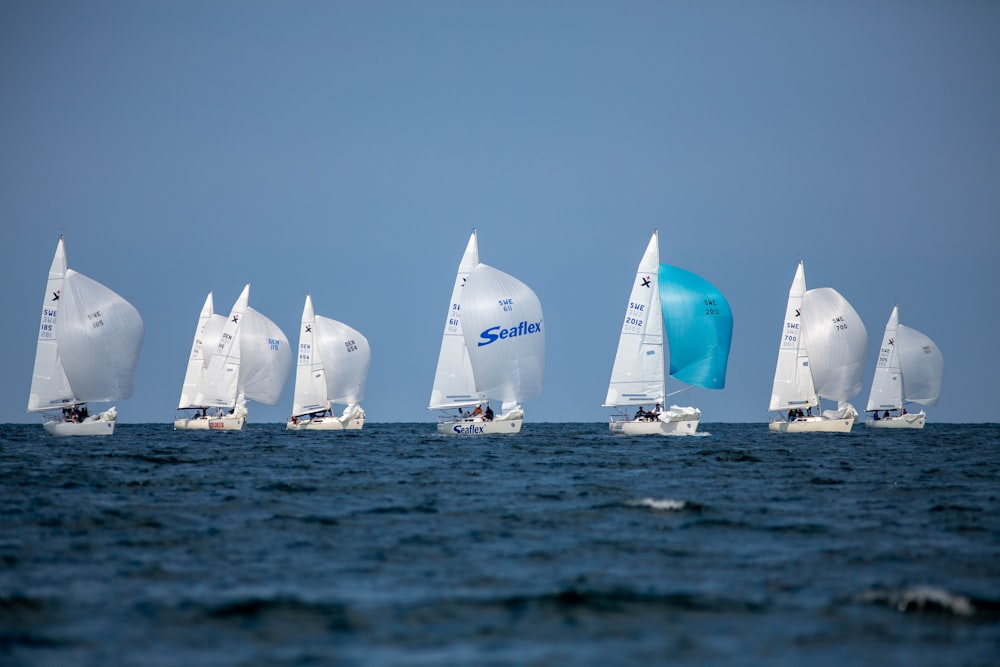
left=286, top=416, right=364, bottom=431
left=174, top=414, right=246, bottom=431
left=610, top=417, right=699, bottom=435
left=769, top=415, right=855, bottom=433
left=437, top=417, right=522, bottom=435
left=866, top=412, right=926, bottom=429
left=43, top=410, right=117, bottom=436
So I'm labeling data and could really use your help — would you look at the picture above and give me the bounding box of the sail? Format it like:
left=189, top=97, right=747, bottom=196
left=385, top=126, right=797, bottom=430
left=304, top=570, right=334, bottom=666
left=459, top=263, right=545, bottom=403
left=604, top=231, right=664, bottom=406
left=659, top=264, right=732, bottom=390
left=769, top=261, right=817, bottom=411
left=28, top=237, right=143, bottom=412
left=291, top=294, right=327, bottom=416
left=800, top=287, right=867, bottom=402
left=178, top=292, right=219, bottom=409
left=292, top=294, right=371, bottom=417
left=897, top=323, right=943, bottom=406
left=200, top=284, right=250, bottom=408
left=27, top=237, right=73, bottom=411
left=866, top=305, right=903, bottom=412
left=55, top=269, right=144, bottom=404
left=238, top=306, right=292, bottom=406
left=315, top=315, right=370, bottom=406
left=428, top=231, right=485, bottom=409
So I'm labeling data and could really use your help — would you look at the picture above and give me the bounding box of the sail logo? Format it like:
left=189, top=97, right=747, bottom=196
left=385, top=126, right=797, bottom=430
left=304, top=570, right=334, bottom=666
left=268, top=337, right=281, bottom=351
left=477, top=321, right=542, bottom=347
left=452, top=423, right=485, bottom=434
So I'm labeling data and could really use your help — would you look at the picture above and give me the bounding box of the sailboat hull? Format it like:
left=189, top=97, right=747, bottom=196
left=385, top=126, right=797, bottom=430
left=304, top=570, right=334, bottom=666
left=286, top=417, right=364, bottom=431
left=768, top=416, right=854, bottom=433
left=866, top=412, right=926, bottom=429
left=609, top=418, right=699, bottom=435
left=43, top=414, right=117, bottom=436
left=437, top=418, right=522, bottom=435
left=174, top=414, right=246, bottom=431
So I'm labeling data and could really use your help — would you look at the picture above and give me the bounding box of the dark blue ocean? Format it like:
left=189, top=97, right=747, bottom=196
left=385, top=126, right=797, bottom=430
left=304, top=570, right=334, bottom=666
left=2, top=423, right=998, bottom=666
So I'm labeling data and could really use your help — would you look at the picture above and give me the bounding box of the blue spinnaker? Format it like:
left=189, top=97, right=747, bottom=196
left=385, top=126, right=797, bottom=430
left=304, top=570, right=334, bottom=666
left=658, top=264, right=733, bottom=389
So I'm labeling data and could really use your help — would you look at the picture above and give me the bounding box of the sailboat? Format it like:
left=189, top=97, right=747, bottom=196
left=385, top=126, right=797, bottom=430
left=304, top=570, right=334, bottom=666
left=428, top=229, right=545, bottom=435
left=173, top=284, right=292, bottom=430
left=603, top=231, right=732, bottom=435
left=865, top=305, right=943, bottom=429
left=286, top=293, right=371, bottom=430
left=27, top=236, right=144, bottom=436
left=768, top=261, right=868, bottom=433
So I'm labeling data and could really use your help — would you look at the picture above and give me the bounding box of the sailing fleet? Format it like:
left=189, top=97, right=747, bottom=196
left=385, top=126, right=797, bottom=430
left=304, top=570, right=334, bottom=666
left=27, top=234, right=944, bottom=436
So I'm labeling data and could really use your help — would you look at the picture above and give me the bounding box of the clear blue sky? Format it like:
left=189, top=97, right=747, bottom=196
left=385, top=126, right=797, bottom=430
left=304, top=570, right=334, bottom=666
left=2, top=2, right=998, bottom=424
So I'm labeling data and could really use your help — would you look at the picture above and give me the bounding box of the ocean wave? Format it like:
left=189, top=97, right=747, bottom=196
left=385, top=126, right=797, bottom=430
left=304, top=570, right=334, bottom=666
left=858, top=585, right=1000, bottom=617
left=626, top=498, right=688, bottom=511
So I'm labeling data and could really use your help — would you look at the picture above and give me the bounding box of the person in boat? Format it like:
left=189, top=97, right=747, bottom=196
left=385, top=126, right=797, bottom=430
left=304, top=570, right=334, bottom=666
left=872, top=410, right=879, bottom=420
left=484, top=404, right=494, bottom=421
left=457, top=407, right=465, bottom=419
left=883, top=410, right=890, bottom=419
left=651, top=404, right=662, bottom=420
left=635, top=406, right=646, bottom=421
left=472, top=404, right=483, bottom=418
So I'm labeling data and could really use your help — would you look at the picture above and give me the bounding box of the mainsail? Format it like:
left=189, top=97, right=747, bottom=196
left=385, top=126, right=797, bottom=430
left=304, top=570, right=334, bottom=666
left=177, top=292, right=227, bottom=410
left=604, top=232, right=664, bottom=407
left=428, top=231, right=485, bottom=410
left=769, top=261, right=818, bottom=412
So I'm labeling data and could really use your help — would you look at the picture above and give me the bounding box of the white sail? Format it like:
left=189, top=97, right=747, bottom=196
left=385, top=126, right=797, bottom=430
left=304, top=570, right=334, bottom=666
left=199, top=284, right=250, bottom=408
left=800, top=287, right=867, bottom=403
left=769, top=261, right=817, bottom=411
left=428, top=231, right=485, bottom=409
left=896, top=323, right=943, bottom=406
left=27, top=237, right=73, bottom=411
left=604, top=231, right=664, bottom=407
left=28, top=237, right=143, bottom=413
left=177, top=292, right=225, bottom=409
left=238, top=306, right=292, bottom=406
left=866, top=305, right=903, bottom=412
left=291, top=293, right=370, bottom=418
left=459, top=263, right=545, bottom=404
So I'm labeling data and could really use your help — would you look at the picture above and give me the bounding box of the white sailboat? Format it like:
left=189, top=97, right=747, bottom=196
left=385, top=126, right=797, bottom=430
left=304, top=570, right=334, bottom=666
left=286, top=293, right=371, bottom=430
left=865, top=305, right=943, bottom=429
left=603, top=231, right=732, bottom=435
left=174, top=284, right=292, bottom=430
left=428, top=230, right=545, bottom=435
left=27, top=236, right=144, bottom=436
left=768, top=261, right=868, bottom=433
